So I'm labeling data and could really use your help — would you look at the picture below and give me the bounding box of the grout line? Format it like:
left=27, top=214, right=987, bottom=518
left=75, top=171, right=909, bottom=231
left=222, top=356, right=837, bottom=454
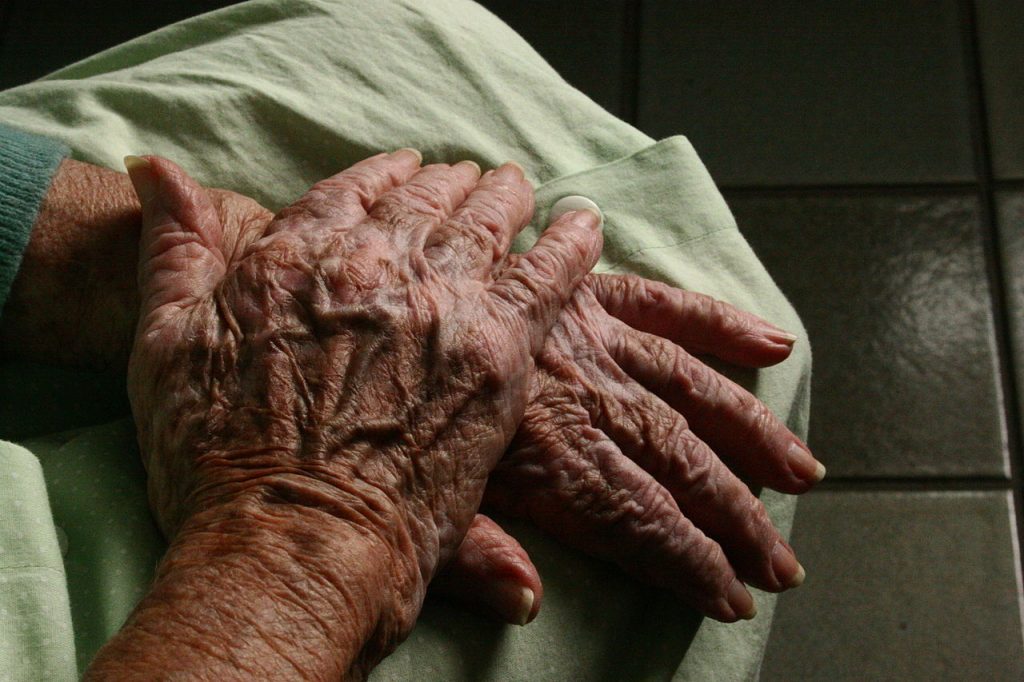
left=959, top=0, right=1024, bottom=592
left=620, top=0, right=642, bottom=126
left=720, top=181, right=980, bottom=197
left=815, top=477, right=1013, bottom=493
left=995, top=179, right=1024, bottom=192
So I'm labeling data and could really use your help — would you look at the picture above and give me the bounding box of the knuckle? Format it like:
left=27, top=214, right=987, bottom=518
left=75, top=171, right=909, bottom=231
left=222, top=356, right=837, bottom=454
left=461, top=200, right=509, bottom=237
left=675, top=437, right=718, bottom=502
left=635, top=276, right=667, bottom=310
left=336, top=168, right=385, bottom=205
left=398, top=182, right=449, bottom=216
left=672, top=351, right=712, bottom=401
left=448, top=213, right=496, bottom=252
left=495, top=268, right=544, bottom=310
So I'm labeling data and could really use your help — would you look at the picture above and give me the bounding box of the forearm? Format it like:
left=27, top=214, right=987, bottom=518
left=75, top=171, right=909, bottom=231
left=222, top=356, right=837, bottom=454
left=0, top=158, right=140, bottom=368
left=84, top=497, right=417, bottom=681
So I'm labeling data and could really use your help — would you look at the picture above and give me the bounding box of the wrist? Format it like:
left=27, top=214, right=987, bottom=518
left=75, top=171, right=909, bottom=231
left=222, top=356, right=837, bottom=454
left=0, top=158, right=141, bottom=368
left=87, top=485, right=423, bottom=680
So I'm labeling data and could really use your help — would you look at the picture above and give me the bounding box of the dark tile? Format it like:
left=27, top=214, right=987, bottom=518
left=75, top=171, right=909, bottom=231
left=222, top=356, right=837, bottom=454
left=761, top=491, right=1024, bottom=680
left=477, top=0, right=629, bottom=119
left=726, top=192, right=1006, bottom=478
left=638, top=1, right=975, bottom=186
left=996, top=190, right=1024, bottom=432
left=0, top=0, right=239, bottom=89
left=977, top=1, right=1024, bottom=179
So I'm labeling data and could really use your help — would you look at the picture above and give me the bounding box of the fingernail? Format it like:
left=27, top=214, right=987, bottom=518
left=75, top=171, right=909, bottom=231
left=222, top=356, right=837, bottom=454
left=764, top=327, right=798, bottom=347
left=550, top=195, right=603, bottom=229
left=514, top=587, right=535, bottom=626
left=787, top=441, right=826, bottom=483
left=454, top=159, right=482, bottom=177
left=727, top=579, right=757, bottom=620
left=393, top=147, right=423, bottom=163
left=771, top=541, right=805, bottom=588
left=123, top=155, right=156, bottom=202
left=494, top=161, right=525, bottom=182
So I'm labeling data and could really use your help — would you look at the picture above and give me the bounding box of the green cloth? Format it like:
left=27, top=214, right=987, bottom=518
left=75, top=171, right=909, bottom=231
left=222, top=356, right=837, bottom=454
left=0, top=0, right=811, bottom=679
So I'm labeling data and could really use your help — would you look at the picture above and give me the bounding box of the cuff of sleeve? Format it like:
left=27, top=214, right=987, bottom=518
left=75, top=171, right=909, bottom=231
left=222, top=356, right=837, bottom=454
left=0, top=125, right=69, bottom=312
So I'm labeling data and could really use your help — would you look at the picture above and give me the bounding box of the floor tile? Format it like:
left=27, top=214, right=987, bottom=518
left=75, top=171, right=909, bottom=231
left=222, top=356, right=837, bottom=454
left=996, top=190, right=1024, bottom=434
left=761, top=491, right=1024, bottom=680
left=0, top=0, right=238, bottom=89
left=977, top=1, right=1024, bottom=180
left=725, top=191, right=1006, bottom=478
left=477, top=0, right=629, bottom=119
left=638, top=1, right=975, bottom=187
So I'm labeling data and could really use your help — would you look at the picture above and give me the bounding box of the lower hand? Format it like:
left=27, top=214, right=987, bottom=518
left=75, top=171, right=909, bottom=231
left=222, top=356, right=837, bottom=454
left=439, top=274, right=821, bottom=623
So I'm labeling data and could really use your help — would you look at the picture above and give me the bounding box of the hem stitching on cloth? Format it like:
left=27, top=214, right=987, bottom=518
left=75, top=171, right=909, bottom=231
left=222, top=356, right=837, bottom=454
left=0, top=564, right=65, bottom=575
left=598, top=225, right=739, bottom=275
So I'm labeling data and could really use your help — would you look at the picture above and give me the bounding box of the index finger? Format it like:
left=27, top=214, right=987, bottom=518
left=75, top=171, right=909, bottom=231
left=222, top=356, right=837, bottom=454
left=490, top=207, right=604, bottom=355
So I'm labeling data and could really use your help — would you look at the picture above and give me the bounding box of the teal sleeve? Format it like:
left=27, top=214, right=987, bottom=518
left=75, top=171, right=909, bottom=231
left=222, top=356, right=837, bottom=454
left=0, top=124, right=69, bottom=312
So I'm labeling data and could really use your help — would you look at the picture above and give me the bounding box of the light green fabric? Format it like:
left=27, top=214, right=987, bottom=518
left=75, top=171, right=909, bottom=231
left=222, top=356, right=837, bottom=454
left=0, top=442, right=77, bottom=681
left=0, top=0, right=810, bottom=679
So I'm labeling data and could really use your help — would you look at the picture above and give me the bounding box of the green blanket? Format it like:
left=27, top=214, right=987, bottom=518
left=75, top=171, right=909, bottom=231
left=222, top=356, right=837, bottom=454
left=0, top=1, right=810, bottom=678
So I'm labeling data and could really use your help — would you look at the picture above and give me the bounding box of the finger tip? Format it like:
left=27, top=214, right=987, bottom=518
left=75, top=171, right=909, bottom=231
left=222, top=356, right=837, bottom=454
left=726, top=580, right=757, bottom=621
left=515, top=586, right=536, bottom=625
left=123, top=154, right=150, bottom=172
left=813, top=461, right=827, bottom=483
left=771, top=541, right=807, bottom=590
left=791, top=562, right=807, bottom=588
left=787, top=442, right=826, bottom=486
left=392, top=147, right=423, bottom=164
left=550, top=195, right=604, bottom=230
left=123, top=155, right=157, bottom=202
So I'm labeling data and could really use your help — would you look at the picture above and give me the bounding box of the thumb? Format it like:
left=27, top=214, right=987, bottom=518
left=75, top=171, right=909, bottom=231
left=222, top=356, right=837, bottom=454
left=432, top=514, right=543, bottom=625
left=125, top=155, right=226, bottom=325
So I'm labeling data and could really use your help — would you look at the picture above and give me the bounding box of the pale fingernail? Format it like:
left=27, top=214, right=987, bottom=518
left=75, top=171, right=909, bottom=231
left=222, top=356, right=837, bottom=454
left=455, top=159, right=482, bottom=177
left=727, top=579, right=757, bottom=620
left=393, top=147, right=423, bottom=163
left=787, top=441, right=826, bottom=483
left=550, top=195, right=603, bottom=229
left=515, top=587, right=535, bottom=626
left=123, top=155, right=156, bottom=202
left=771, top=541, right=805, bottom=588
left=764, top=327, right=798, bottom=347
left=494, top=161, right=525, bottom=182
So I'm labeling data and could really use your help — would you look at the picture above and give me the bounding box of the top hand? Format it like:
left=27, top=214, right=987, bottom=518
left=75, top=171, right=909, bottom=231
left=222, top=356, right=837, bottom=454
left=88, top=150, right=601, bottom=679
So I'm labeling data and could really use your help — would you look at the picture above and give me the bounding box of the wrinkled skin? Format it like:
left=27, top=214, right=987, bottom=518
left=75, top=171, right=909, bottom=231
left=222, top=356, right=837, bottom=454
left=474, top=274, right=817, bottom=621
left=124, top=150, right=602, bottom=652
left=13, top=152, right=821, bottom=635
left=124, top=160, right=820, bottom=625
left=0, top=158, right=275, bottom=369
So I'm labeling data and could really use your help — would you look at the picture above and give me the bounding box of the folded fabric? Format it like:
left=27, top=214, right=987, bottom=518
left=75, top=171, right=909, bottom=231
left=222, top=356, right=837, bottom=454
left=0, top=0, right=810, bottom=678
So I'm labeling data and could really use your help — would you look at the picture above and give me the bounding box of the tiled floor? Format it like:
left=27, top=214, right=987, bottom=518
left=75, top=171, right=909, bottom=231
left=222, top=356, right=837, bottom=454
left=3, top=0, right=1023, bottom=679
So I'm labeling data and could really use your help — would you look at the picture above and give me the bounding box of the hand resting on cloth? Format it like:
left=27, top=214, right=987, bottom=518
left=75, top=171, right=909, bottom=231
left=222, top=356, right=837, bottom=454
left=85, top=149, right=602, bottom=679
left=10, top=150, right=820, bottom=677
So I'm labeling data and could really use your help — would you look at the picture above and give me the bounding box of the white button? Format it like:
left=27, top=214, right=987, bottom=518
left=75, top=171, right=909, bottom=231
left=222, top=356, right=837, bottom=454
left=550, top=195, right=603, bottom=227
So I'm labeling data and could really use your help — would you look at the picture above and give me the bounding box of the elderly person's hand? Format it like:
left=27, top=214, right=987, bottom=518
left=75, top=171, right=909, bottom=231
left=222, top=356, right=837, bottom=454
left=85, top=150, right=602, bottom=680
left=0, top=157, right=274, bottom=369
left=435, top=274, right=820, bottom=624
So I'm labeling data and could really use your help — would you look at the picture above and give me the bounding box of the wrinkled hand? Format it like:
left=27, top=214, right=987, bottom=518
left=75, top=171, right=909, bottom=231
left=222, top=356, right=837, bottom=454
left=440, top=274, right=822, bottom=624
left=0, top=157, right=273, bottom=369
left=120, top=150, right=601, bottom=671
